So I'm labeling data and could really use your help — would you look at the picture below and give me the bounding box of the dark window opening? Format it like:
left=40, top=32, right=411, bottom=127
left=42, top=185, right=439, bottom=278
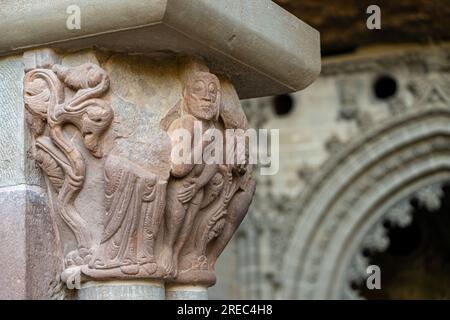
left=373, top=75, right=398, bottom=99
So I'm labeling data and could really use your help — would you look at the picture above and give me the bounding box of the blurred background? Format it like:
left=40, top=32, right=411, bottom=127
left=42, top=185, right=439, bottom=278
left=210, top=0, right=450, bottom=299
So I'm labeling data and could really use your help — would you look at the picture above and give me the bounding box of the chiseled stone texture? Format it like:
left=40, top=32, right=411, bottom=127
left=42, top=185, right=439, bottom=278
left=21, top=48, right=255, bottom=296
left=49, top=49, right=178, bottom=255
left=0, top=55, right=41, bottom=188
left=0, top=187, right=26, bottom=299
left=0, top=54, right=60, bottom=299
left=0, top=186, right=62, bottom=299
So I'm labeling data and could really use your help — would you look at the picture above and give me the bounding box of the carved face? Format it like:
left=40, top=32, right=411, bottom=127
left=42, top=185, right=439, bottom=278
left=184, top=72, right=220, bottom=121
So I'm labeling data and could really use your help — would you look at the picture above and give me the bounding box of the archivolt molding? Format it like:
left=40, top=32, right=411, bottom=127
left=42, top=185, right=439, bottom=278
left=237, top=47, right=450, bottom=300
left=282, top=104, right=450, bottom=299
left=235, top=189, right=299, bottom=299
left=344, top=181, right=445, bottom=300
left=321, top=45, right=450, bottom=77
left=232, top=46, right=450, bottom=300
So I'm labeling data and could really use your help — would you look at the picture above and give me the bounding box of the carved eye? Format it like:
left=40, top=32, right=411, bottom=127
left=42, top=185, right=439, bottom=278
left=193, top=80, right=205, bottom=94
left=208, top=83, right=217, bottom=101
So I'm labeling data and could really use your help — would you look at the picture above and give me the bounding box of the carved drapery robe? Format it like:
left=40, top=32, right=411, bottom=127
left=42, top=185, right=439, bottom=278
left=85, top=155, right=167, bottom=278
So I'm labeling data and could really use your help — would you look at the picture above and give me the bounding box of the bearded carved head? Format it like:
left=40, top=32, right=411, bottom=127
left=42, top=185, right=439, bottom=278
left=183, top=72, right=221, bottom=121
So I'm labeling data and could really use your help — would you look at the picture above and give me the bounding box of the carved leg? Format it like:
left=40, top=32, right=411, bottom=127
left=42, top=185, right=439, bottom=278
left=138, top=201, right=154, bottom=262
left=160, top=187, right=187, bottom=277
left=137, top=183, right=167, bottom=275
left=145, top=182, right=168, bottom=260
left=207, top=180, right=256, bottom=269
left=172, top=189, right=204, bottom=274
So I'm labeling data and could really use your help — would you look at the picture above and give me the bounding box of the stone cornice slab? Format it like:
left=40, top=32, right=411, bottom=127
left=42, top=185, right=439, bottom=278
left=0, top=0, right=321, bottom=98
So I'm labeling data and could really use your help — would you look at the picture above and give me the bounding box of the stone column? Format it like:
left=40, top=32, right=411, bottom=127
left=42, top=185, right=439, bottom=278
left=0, top=0, right=320, bottom=300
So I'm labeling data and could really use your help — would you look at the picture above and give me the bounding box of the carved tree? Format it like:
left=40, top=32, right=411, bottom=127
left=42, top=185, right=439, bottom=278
left=25, top=63, right=113, bottom=256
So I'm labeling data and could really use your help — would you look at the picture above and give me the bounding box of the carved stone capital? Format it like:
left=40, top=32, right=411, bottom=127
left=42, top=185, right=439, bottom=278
left=1, top=0, right=320, bottom=300
left=23, top=50, right=256, bottom=296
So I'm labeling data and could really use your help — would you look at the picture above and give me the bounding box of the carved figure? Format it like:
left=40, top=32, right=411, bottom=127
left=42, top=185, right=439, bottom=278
left=85, top=154, right=167, bottom=278
left=161, top=72, right=256, bottom=285
left=160, top=72, right=223, bottom=277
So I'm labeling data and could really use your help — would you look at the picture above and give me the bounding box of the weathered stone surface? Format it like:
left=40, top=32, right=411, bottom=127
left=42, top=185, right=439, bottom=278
left=0, top=187, right=27, bottom=299
left=1, top=0, right=323, bottom=300
left=26, top=188, right=65, bottom=300
left=0, top=0, right=320, bottom=99
left=0, top=186, right=62, bottom=299
left=0, top=55, right=41, bottom=187
left=22, top=48, right=256, bottom=297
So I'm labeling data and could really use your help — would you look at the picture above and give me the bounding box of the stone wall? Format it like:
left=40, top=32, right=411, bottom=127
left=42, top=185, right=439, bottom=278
left=0, top=55, right=63, bottom=299
left=210, top=43, right=450, bottom=299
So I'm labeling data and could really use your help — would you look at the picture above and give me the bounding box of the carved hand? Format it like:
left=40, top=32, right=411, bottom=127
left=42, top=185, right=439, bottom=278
left=178, top=180, right=197, bottom=204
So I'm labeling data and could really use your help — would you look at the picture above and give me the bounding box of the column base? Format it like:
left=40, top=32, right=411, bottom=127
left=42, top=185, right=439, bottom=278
left=78, top=280, right=165, bottom=300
